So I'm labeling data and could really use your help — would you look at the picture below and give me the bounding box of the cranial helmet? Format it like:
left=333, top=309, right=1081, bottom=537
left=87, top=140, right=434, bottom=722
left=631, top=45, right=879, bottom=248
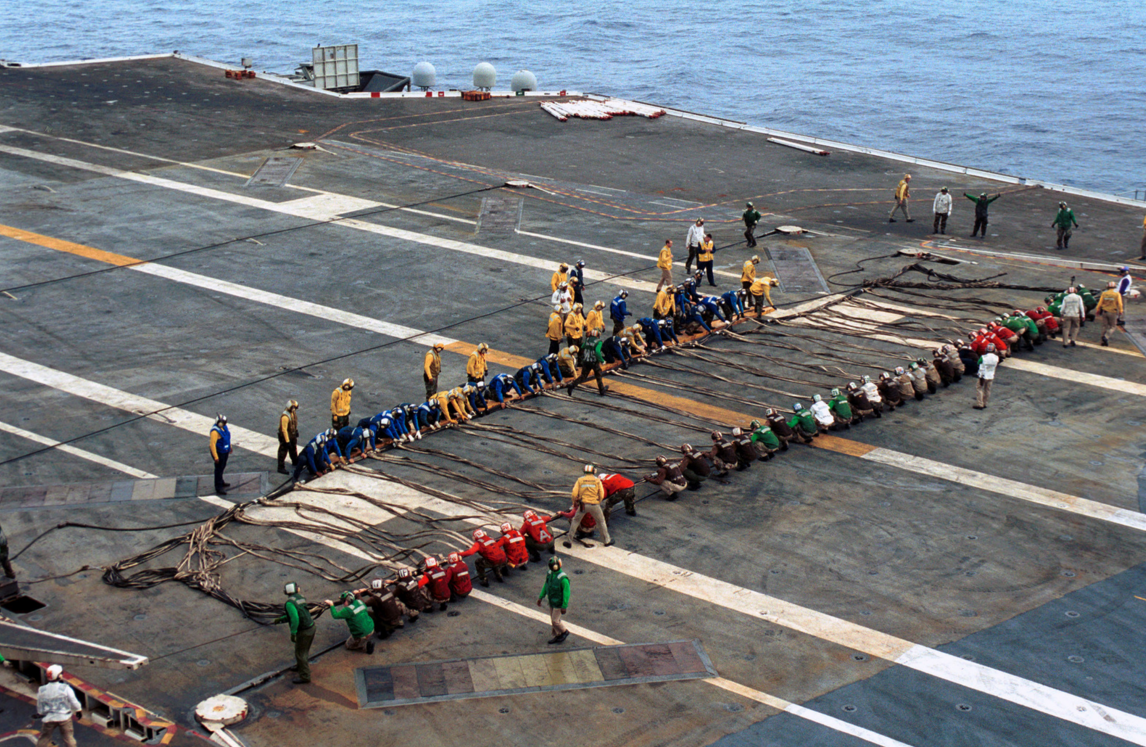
left=862, top=375, right=872, bottom=384
left=895, top=366, right=905, bottom=375
left=956, top=338, right=966, bottom=346
left=216, top=414, right=227, bottom=425
left=577, top=260, right=585, bottom=267
left=681, top=444, right=693, bottom=454
left=524, top=509, right=537, bottom=521
left=655, top=455, right=668, bottom=466
left=548, top=557, right=562, bottom=570
left=793, top=403, right=803, bottom=411
left=620, top=290, right=628, bottom=298
left=370, top=578, right=384, bottom=590
left=284, top=582, right=298, bottom=595
left=425, top=556, right=438, bottom=568
left=812, top=394, right=822, bottom=403
left=764, top=408, right=776, bottom=417
left=830, top=388, right=840, bottom=397
left=846, top=381, right=858, bottom=390
left=398, top=567, right=411, bottom=579
left=473, top=529, right=487, bottom=540
left=594, top=300, right=604, bottom=309
left=732, top=427, right=742, bottom=436
left=47, top=665, right=62, bottom=681
left=340, top=591, right=354, bottom=602
left=287, top=399, right=299, bottom=411
left=584, top=464, right=595, bottom=473
left=710, top=431, right=722, bottom=441
left=447, top=553, right=461, bottom=564
left=1036, top=307, right=1046, bottom=314
left=463, top=384, right=474, bottom=394
left=750, top=419, right=762, bottom=430
left=986, top=343, right=997, bottom=352
left=342, top=378, right=354, bottom=389
left=879, top=372, right=890, bottom=380
left=380, top=417, right=390, bottom=426
left=500, top=522, right=512, bottom=533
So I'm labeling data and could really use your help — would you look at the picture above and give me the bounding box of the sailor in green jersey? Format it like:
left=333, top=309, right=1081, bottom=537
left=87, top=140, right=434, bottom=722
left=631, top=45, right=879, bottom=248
left=827, top=389, right=857, bottom=425
left=1000, top=314, right=1035, bottom=351
left=747, top=419, right=780, bottom=458
left=1010, top=310, right=1043, bottom=343
left=274, top=582, right=318, bottom=684
left=326, top=590, right=375, bottom=654
left=788, top=403, right=819, bottom=439
left=537, top=556, right=571, bottom=644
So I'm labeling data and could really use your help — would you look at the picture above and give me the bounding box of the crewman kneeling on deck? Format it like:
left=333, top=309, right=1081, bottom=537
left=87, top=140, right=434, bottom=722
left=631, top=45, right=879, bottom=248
left=487, top=372, right=522, bottom=404
left=564, top=464, right=613, bottom=548
left=357, top=578, right=413, bottom=639
left=908, top=362, right=931, bottom=397
left=415, top=399, right=443, bottom=429
left=498, top=521, right=530, bottom=572
left=324, top=591, right=375, bottom=654
left=565, top=303, right=587, bottom=349
left=711, top=431, right=749, bottom=471
left=537, top=353, right=564, bottom=385
left=277, top=400, right=300, bottom=475
left=874, top=375, right=901, bottom=410
left=601, top=331, right=632, bottom=369
left=557, top=345, right=579, bottom=379
left=514, top=363, right=541, bottom=396
left=788, top=404, right=819, bottom=442
left=764, top=408, right=798, bottom=448
left=418, top=556, right=452, bottom=612
left=392, top=568, right=434, bottom=615
left=931, top=349, right=955, bottom=386
left=331, top=378, right=354, bottom=430
left=809, top=394, right=843, bottom=431
left=449, top=387, right=475, bottom=421
left=336, top=424, right=375, bottom=458
left=648, top=455, right=688, bottom=499
left=748, top=419, right=782, bottom=458
left=917, top=358, right=942, bottom=392
left=467, top=343, right=489, bottom=385
left=721, top=289, right=746, bottom=321
left=600, top=471, right=637, bottom=517
left=622, top=324, right=648, bottom=357
left=461, top=528, right=510, bottom=586
left=731, top=427, right=760, bottom=465
left=653, top=285, right=676, bottom=321
left=521, top=510, right=558, bottom=561
left=465, top=384, right=486, bottom=415
left=446, top=552, right=473, bottom=601
left=274, top=582, right=316, bottom=684
left=680, top=444, right=717, bottom=487
left=847, top=381, right=880, bottom=418
left=944, top=343, right=966, bottom=380
left=828, top=388, right=858, bottom=425
left=611, top=291, right=631, bottom=335
left=292, top=429, right=342, bottom=482
left=658, top=317, right=680, bottom=345
left=893, top=366, right=920, bottom=402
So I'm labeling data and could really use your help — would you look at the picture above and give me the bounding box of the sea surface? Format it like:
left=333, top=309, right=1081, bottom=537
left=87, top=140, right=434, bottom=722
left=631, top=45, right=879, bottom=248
left=3, top=0, right=1144, bottom=198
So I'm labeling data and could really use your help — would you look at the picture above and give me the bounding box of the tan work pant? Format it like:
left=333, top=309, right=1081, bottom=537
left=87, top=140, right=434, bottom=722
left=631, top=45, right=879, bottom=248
left=569, top=502, right=611, bottom=544
left=976, top=377, right=993, bottom=408
left=656, top=267, right=673, bottom=291
left=345, top=634, right=370, bottom=651
left=1060, top=316, right=1081, bottom=344
left=658, top=480, right=687, bottom=498
left=889, top=199, right=911, bottom=220
left=38, top=719, right=77, bottom=747
left=1098, top=310, right=1119, bottom=341
left=549, top=605, right=567, bottom=637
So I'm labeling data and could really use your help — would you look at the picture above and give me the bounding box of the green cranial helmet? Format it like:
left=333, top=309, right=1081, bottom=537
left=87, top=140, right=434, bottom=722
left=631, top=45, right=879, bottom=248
left=831, top=388, right=840, bottom=397
left=548, top=556, right=561, bottom=571
left=340, top=591, right=354, bottom=602
left=750, top=419, right=762, bottom=430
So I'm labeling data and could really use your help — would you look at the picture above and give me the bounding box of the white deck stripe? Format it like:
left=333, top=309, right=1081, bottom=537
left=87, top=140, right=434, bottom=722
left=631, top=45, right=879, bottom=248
left=130, top=264, right=456, bottom=346
left=305, top=470, right=1146, bottom=744
left=1004, top=358, right=1146, bottom=396
left=0, top=420, right=157, bottom=479
left=0, top=143, right=659, bottom=294
left=858, top=447, right=1146, bottom=531
left=515, top=229, right=742, bottom=280
left=0, top=352, right=279, bottom=458
left=200, top=477, right=915, bottom=747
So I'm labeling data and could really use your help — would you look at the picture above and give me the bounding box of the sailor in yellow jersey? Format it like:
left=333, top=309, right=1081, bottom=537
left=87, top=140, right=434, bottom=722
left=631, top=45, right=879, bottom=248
left=565, top=303, right=586, bottom=348
left=423, top=342, right=444, bottom=399
left=888, top=173, right=913, bottom=223
left=656, top=239, right=673, bottom=291
left=563, top=464, right=613, bottom=547
left=467, top=342, right=489, bottom=384
left=653, top=285, right=676, bottom=320
left=741, top=255, right=759, bottom=290
left=546, top=304, right=565, bottom=355
left=331, top=378, right=353, bottom=429
left=585, top=300, right=606, bottom=336
left=277, top=399, right=299, bottom=475
left=551, top=262, right=569, bottom=293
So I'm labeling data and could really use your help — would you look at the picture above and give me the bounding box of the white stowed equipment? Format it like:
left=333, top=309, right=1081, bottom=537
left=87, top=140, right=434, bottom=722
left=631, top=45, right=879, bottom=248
left=540, top=98, right=666, bottom=122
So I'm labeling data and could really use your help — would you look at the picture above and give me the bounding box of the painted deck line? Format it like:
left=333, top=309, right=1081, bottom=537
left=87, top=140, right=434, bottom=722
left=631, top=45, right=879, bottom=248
left=0, top=143, right=659, bottom=294
left=202, top=477, right=914, bottom=747
left=297, top=470, right=1146, bottom=745
left=0, top=125, right=478, bottom=224
left=0, top=419, right=157, bottom=479
left=0, top=351, right=280, bottom=458
left=813, top=435, right=1146, bottom=532
left=1005, top=357, right=1146, bottom=396
left=515, top=229, right=742, bottom=281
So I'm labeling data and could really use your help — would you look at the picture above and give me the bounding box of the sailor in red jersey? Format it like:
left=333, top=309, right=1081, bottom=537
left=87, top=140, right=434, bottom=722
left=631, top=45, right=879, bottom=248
left=520, top=510, right=557, bottom=562
left=460, top=528, right=509, bottom=587
left=445, top=552, right=472, bottom=600
left=418, top=555, right=451, bottom=611
left=497, top=521, right=530, bottom=571
left=599, top=471, right=637, bottom=517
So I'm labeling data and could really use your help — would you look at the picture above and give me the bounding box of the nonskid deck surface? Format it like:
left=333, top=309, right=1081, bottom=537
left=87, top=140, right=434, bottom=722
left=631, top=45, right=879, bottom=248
left=0, top=56, right=1144, bottom=747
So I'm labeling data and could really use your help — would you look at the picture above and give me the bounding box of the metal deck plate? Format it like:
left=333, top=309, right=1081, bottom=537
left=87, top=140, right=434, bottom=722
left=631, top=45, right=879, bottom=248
left=0, top=619, right=148, bottom=669
left=355, top=640, right=716, bottom=707
left=245, top=157, right=302, bottom=188
left=476, top=194, right=523, bottom=235
left=766, top=245, right=829, bottom=293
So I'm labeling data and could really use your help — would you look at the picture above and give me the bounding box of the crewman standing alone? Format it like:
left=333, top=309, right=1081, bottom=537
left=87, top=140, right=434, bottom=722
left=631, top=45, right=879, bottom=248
left=209, top=414, right=231, bottom=496
left=331, top=379, right=354, bottom=429
left=277, top=400, right=299, bottom=475
left=889, top=174, right=913, bottom=223
left=537, top=556, right=571, bottom=645
left=424, top=342, right=444, bottom=399
left=274, top=582, right=317, bottom=684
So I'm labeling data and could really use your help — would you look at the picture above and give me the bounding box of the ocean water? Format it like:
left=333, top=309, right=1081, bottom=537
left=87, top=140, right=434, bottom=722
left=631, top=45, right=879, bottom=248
left=3, top=0, right=1144, bottom=197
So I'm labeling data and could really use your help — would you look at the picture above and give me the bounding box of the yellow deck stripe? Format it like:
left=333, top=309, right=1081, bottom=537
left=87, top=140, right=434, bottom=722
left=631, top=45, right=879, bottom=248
left=0, top=224, right=141, bottom=267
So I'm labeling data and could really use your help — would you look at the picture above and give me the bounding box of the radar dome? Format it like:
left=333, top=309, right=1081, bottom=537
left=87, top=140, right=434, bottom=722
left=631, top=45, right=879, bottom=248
left=511, top=70, right=537, bottom=93
left=412, top=62, right=436, bottom=89
left=472, top=62, right=497, bottom=90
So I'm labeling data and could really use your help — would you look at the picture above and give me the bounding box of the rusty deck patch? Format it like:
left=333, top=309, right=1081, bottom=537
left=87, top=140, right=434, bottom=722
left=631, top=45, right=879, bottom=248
left=355, top=640, right=716, bottom=707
